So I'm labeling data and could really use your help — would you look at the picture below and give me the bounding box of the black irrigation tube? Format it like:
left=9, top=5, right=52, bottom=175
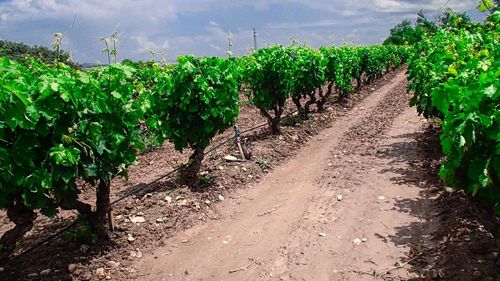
left=2, top=110, right=297, bottom=266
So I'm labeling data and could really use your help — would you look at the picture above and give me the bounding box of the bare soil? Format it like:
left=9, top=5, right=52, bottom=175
left=1, top=68, right=498, bottom=281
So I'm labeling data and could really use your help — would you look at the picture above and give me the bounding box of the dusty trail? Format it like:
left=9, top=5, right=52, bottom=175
left=137, top=71, right=430, bottom=281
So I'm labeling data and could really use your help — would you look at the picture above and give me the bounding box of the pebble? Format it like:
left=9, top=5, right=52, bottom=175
left=156, top=218, right=164, bottom=223
left=200, top=171, right=209, bottom=176
left=28, top=273, right=39, bottom=278
left=177, top=199, right=189, bottom=206
left=218, top=195, right=225, bottom=201
left=241, top=167, right=247, bottom=172
left=218, top=165, right=224, bottom=170
left=224, top=155, right=238, bottom=162
left=127, top=233, right=135, bottom=242
left=95, top=268, right=105, bottom=277
left=164, top=195, right=173, bottom=204
left=68, top=264, right=77, bottom=273
left=291, top=135, right=299, bottom=141
left=107, top=261, right=120, bottom=268
left=130, top=216, right=146, bottom=224
left=205, top=200, right=211, bottom=204
left=353, top=238, right=362, bottom=245
left=445, top=187, right=454, bottom=193
left=378, top=196, right=386, bottom=200
left=248, top=175, right=253, bottom=178
left=337, top=195, right=343, bottom=201
left=361, top=238, right=368, bottom=242
left=40, top=269, right=51, bottom=276
left=136, top=249, right=143, bottom=258
left=318, top=233, right=326, bottom=237
left=0, top=267, right=3, bottom=272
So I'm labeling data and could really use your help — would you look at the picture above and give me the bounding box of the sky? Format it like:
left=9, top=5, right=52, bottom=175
left=0, top=0, right=484, bottom=63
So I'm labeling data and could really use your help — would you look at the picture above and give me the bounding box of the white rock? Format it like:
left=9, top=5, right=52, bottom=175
left=177, top=199, right=189, bottom=206
left=361, top=238, right=368, bottom=242
left=164, top=195, right=173, bottom=203
left=248, top=175, right=253, bottom=178
left=318, top=233, right=326, bottom=237
left=337, top=195, right=343, bottom=201
left=0, top=267, right=4, bottom=272
left=136, top=249, right=143, bottom=258
left=241, top=167, right=247, bottom=172
left=378, top=196, right=386, bottom=200
left=218, top=195, right=225, bottom=201
left=445, top=187, right=454, bottom=193
left=40, top=269, right=51, bottom=276
left=127, top=233, right=135, bottom=242
left=200, top=171, right=209, bottom=176
left=107, top=261, right=120, bottom=268
left=291, top=135, right=299, bottom=141
left=156, top=218, right=164, bottom=223
left=205, top=200, right=211, bottom=205
left=218, top=165, right=224, bottom=170
left=130, top=216, right=145, bottom=224
left=224, top=155, right=238, bottom=162
left=28, top=273, right=39, bottom=278
left=353, top=238, right=362, bottom=245
left=95, top=268, right=105, bottom=277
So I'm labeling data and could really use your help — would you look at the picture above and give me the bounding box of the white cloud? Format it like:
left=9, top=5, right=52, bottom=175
left=131, top=35, right=169, bottom=54
left=0, top=0, right=483, bottom=62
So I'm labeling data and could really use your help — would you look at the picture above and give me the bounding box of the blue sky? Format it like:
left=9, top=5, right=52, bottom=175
left=0, top=0, right=483, bottom=63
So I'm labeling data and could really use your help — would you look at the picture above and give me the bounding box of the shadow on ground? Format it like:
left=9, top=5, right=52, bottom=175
left=375, top=125, right=499, bottom=281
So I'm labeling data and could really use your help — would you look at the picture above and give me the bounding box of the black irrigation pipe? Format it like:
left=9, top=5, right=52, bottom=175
left=2, top=109, right=297, bottom=267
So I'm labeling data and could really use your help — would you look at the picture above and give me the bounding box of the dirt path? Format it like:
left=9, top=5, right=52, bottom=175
left=133, top=71, right=435, bottom=280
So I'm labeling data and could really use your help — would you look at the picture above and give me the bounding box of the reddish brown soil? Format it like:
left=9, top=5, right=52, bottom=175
left=1, top=68, right=498, bottom=281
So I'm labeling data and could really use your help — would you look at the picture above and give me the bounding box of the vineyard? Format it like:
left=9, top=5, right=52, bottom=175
left=0, top=44, right=408, bottom=260
left=0, top=2, right=499, bottom=281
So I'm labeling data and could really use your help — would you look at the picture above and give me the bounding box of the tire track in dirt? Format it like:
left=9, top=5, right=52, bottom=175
left=135, top=71, right=419, bottom=281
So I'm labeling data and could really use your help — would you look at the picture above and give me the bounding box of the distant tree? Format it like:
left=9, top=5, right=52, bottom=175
left=415, top=10, right=438, bottom=34
left=438, top=8, right=471, bottom=28
left=383, top=19, right=416, bottom=45
left=0, top=39, right=80, bottom=68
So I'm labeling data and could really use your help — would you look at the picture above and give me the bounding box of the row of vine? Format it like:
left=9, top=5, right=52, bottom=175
left=0, top=43, right=409, bottom=260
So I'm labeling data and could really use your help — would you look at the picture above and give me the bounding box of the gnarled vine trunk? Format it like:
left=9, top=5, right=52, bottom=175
left=304, top=91, right=317, bottom=116
left=291, top=95, right=305, bottom=119
left=356, top=75, right=363, bottom=94
left=96, top=179, right=111, bottom=229
left=0, top=200, right=36, bottom=262
left=259, top=99, right=285, bottom=135
left=316, top=82, right=334, bottom=112
left=180, top=146, right=206, bottom=189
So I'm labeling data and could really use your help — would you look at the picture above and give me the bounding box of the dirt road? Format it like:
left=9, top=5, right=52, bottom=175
left=134, top=72, right=434, bottom=280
